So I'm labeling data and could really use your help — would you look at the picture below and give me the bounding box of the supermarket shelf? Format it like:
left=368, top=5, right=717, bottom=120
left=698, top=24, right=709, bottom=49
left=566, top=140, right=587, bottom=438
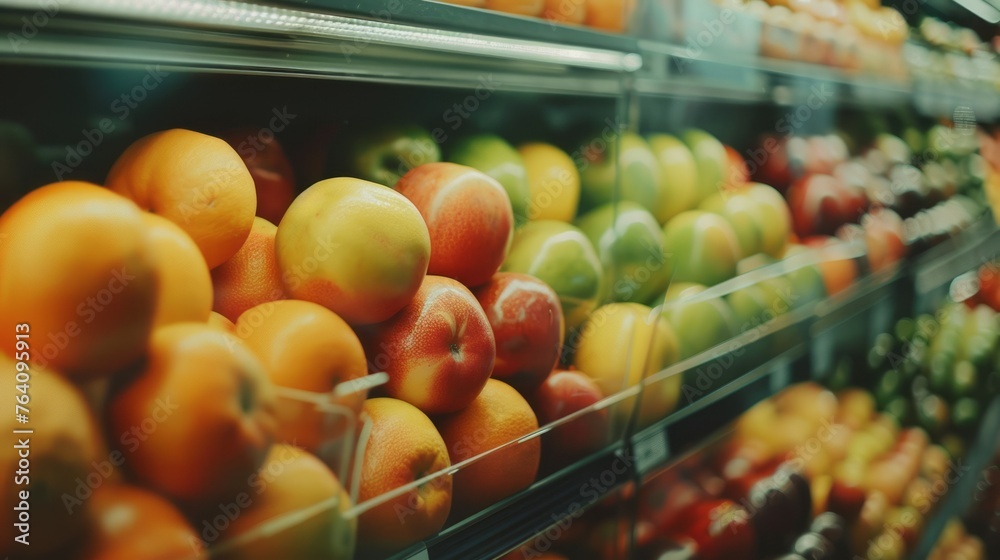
left=631, top=343, right=811, bottom=477
left=912, top=395, right=1000, bottom=559
left=389, top=442, right=633, bottom=560
left=270, top=0, right=638, bottom=52
left=913, top=217, right=1000, bottom=313
left=0, top=0, right=638, bottom=96
left=635, top=41, right=1000, bottom=120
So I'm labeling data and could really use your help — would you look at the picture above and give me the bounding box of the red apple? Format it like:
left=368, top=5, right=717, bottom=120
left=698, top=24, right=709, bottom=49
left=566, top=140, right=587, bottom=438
left=670, top=500, right=757, bottom=560
left=473, top=273, right=564, bottom=393
left=357, top=275, right=495, bottom=414
left=750, top=135, right=807, bottom=193
left=221, top=127, right=296, bottom=224
left=787, top=173, right=858, bottom=237
left=529, top=369, right=609, bottom=471
left=861, top=207, right=907, bottom=273
left=828, top=463, right=867, bottom=521
left=638, top=471, right=706, bottom=535
left=396, top=162, right=514, bottom=288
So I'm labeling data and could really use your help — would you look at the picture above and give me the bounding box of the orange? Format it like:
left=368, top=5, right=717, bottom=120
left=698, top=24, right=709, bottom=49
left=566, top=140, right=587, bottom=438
left=236, top=300, right=368, bottom=451
left=434, top=378, right=540, bottom=519
left=487, top=0, right=544, bottom=16
left=585, top=0, right=635, bottom=32
left=542, top=0, right=586, bottom=24
left=275, top=178, right=430, bottom=325
left=214, top=445, right=355, bottom=560
left=79, top=484, right=203, bottom=560
left=0, top=181, right=158, bottom=379
left=211, top=217, right=286, bottom=322
left=0, top=358, right=105, bottom=558
left=357, top=398, right=452, bottom=556
left=106, top=129, right=256, bottom=268
left=207, top=311, right=236, bottom=332
left=141, top=213, right=212, bottom=327
left=106, top=323, right=278, bottom=509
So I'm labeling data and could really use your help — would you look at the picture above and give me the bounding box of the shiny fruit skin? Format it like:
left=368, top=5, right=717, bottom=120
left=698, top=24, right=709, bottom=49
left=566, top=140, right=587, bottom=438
left=473, top=272, right=564, bottom=393
left=395, top=163, right=513, bottom=288
left=529, top=369, right=609, bottom=469
left=275, top=177, right=430, bottom=325
left=107, top=323, right=278, bottom=509
left=663, top=210, right=742, bottom=286
left=211, top=217, right=287, bottom=322
left=357, top=398, right=452, bottom=556
left=107, top=129, right=256, bottom=268
left=357, top=275, right=495, bottom=415
left=519, top=142, right=580, bottom=222
left=142, top=212, right=212, bottom=328
left=435, top=379, right=541, bottom=519
left=236, top=300, right=368, bottom=451
left=0, top=181, right=158, bottom=378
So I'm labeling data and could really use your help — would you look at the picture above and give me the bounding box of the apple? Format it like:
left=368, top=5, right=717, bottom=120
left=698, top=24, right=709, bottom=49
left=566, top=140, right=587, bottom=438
left=803, top=236, right=858, bottom=296
left=786, top=173, right=860, bottom=237
left=682, top=129, right=729, bottom=203
left=662, top=283, right=738, bottom=360
left=529, top=369, right=609, bottom=471
left=861, top=207, right=907, bottom=273
left=724, top=145, right=749, bottom=190
left=750, top=134, right=805, bottom=193
left=356, top=275, right=495, bottom=415
left=501, top=220, right=604, bottom=334
left=663, top=211, right=742, bottom=286
left=572, top=302, right=681, bottom=428
left=343, top=126, right=435, bottom=188
left=638, top=471, right=707, bottom=534
left=221, top=127, right=296, bottom=225
left=448, top=134, right=530, bottom=226
left=575, top=201, right=671, bottom=304
left=395, top=162, right=513, bottom=287
left=577, top=132, right=664, bottom=218
left=744, top=183, right=792, bottom=257
left=699, top=191, right=766, bottom=258
left=473, top=272, right=564, bottom=393
left=518, top=142, right=580, bottom=222
left=669, top=500, right=758, bottom=559
left=647, top=133, right=700, bottom=223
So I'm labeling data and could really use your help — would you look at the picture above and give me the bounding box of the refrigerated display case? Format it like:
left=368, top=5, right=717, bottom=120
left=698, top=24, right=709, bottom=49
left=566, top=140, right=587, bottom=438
left=1, top=0, right=998, bottom=559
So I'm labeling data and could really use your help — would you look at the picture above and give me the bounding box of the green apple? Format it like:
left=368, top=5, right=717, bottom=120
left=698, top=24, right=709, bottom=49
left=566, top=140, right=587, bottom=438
left=575, top=202, right=671, bottom=305
left=682, top=129, right=728, bottom=204
left=449, top=134, right=531, bottom=226
left=646, top=133, right=699, bottom=224
left=661, top=282, right=738, bottom=359
left=663, top=210, right=742, bottom=287
left=744, top=183, right=791, bottom=258
left=346, top=124, right=440, bottom=187
left=699, top=191, right=765, bottom=258
left=781, top=244, right=827, bottom=309
left=576, top=132, right=663, bottom=217
left=501, top=220, right=604, bottom=333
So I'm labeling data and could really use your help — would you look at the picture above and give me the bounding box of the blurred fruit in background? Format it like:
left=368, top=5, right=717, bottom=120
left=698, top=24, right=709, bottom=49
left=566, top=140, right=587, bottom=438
left=221, top=127, right=296, bottom=225
left=647, top=133, right=700, bottom=223
left=346, top=124, right=440, bottom=188
left=683, top=129, right=729, bottom=204
left=519, top=142, right=580, bottom=222
left=576, top=201, right=671, bottom=304
left=662, top=283, right=738, bottom=360
left=529, top=369, right=609, bottom=470
left=448, top=134, right=530, bottom=226
left=663, top=210, right=742, bottom=286
left=502, top=220, right=604, bottom=333
left=577, top=132, right=663, bottom=219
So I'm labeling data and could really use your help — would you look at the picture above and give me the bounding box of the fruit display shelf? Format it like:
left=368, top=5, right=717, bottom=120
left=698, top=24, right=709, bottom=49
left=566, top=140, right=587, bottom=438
left=379, top=218, right=997, bottom=560
left=0, top=0, right=638, bottom=96
left=911, top=394, right=1000, bottom=558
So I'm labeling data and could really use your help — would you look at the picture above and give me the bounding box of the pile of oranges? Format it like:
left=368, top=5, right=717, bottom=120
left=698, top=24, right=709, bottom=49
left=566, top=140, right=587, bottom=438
left=0, top=128, right=554, bottom=559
